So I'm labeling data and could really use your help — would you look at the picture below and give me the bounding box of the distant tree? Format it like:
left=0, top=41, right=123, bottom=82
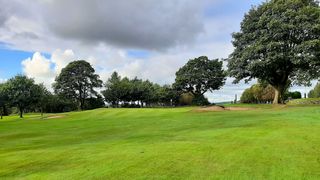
left=284, top=91, right=302, bottom=100
left=84, top=95, right=105, bottom=110
left=228, top=0, right=320, bottom=104
left=251, top=84, right=265, bottom=103
left=102, top=72, right=122, bottom=107
left=241, top=83, right=275, bottom=104
left=240, top=88, right=256, bottom=104
left=34, top=84, right=51, bottom=118
left=174, top=56, right=226, bottom=102
left=129, top=77, right=145, bottom=106
left=43, top=94, right=77, bottom=113
left=5, top=75, right=41, bottom=118
left=119, top=77, right=132, bottom=104
left=53, top=60, right=103, bottom=110
left=0, top=83, right=8, bottom=119
left=102, top=72, right=179, bottom=107
left=308, top=82, right=320, bottom=98
left=158, top=85, right=178, bottom=106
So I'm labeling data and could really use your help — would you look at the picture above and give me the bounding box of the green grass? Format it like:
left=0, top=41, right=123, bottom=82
left=1, top=105, right=320, bottom=179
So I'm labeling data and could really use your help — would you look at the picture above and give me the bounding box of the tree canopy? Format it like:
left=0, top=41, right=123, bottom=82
left=5, top=75, right=42, bottom=118
left=102, top=71, right=178, bottom=107
left=174, top=56, right=226, bottom=97
left=228, top=0, right=320, bottom=104
left=53, top=60, right=103, bottom=110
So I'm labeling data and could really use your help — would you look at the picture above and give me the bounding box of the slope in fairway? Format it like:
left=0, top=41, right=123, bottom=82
left=0, top=106, right=320, bottom=179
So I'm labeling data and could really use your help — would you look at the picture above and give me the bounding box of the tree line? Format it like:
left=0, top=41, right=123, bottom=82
left=0, top=0, right=319, bottom=118
left=0, top=56, right=226, bottom=118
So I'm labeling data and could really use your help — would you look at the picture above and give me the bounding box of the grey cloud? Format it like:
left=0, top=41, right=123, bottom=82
left=0, top=0, right=10, bottom=26
left=44, top=0, right=204, bottom=50
left=14, top=32, right=39, bottom=39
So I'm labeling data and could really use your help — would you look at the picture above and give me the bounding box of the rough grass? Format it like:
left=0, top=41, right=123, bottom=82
left=287, top=98, right=320, bottom=105
left=0, top=105, right=320, bottom=179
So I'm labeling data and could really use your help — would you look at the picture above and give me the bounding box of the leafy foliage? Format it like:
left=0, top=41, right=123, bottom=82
left=102, top=71, right=179, bottom=107
left=174, top=56, right=226, bottom=96
left=53, top=60, right=103, bottom=110
left=241, top=83, right=301, bottom=103
left=4, top=75, right=42, bottom=118
left=228, top=0, right=320, bottom=104
left=241, top=83, right=275, bottom=103
left=284, top=91, right=302, bottom=100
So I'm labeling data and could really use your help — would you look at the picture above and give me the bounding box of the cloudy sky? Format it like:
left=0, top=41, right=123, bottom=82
left=0, top=0, right=315, bottom=102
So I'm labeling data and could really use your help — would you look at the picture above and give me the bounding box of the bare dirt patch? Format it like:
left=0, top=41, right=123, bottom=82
left=193, top=106, right=255, bottom=112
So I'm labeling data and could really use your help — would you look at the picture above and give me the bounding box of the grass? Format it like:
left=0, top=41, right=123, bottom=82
left=287, top=98, right=320, bottom=105
left=0, top=105, right=320, bottom=179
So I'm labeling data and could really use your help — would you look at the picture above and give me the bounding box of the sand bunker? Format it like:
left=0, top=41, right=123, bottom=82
left=45, top=115, right=65, bottom=119
left=193, top=106, right=255, bottom=112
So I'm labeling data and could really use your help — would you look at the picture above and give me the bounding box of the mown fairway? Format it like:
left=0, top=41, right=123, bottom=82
left=0, top=105, right=320, bottom=179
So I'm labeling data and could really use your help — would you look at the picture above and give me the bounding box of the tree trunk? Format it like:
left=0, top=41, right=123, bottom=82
left=1, top=111, right=2, bottom=119
left=273, top=85, right=286, bottom=104
left=41, top=107, right=44, bottom=119
left=19, top=107, right=23, bottom=118
left=273, top=87, right=280, bottom=104
left=80, top=101, right=84, bottom=111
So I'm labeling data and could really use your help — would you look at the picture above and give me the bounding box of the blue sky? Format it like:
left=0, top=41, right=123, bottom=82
left=0, top=0, right=315, bottom=101
left=0, top=48, right=31, bottom=79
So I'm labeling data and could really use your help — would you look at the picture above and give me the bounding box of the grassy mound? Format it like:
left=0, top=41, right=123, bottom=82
left=287, top=98, right=320, bottom=105
left=0, top=105, right=320, bottom=179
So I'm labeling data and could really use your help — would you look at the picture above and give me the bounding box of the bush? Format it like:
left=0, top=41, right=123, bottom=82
left=179, top=93, right=194, bottom=105
left=192, top=95, right=210, bottom=106
left=284, top=91, right=302, bottom=100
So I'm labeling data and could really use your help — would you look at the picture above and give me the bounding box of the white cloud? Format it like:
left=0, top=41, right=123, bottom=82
left=21, top=52, right=54, bottom=88
left=3, top=0, right=316, bottom=103
left=21, top=50, right=77, bottom=89
left=51, top=49, right=76, bottom=74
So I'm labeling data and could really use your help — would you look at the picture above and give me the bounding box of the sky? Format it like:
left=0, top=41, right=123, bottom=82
left=0, top=0, right=316, bottom=102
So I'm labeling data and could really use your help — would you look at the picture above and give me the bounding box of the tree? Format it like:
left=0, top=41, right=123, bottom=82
left=308, top=82, right=320, bottom=98
left=43, top=94, right=77, bottom=113
left=35, top=84, right=51, bottom=118
left=84, top=95, right=105, bottom=110
left=174, top=56, right=226, bottom=99
left=157, top=85, right=178, bottom=106
left=228, top=0, right=320, bottom=104
left=0, top=83, right=8, bottom=119
left=53, top=60, right=103, bottom=110
left=5, top=75, right=41, bottom=118
left=102, top=72, right=122, bottom=107
left=240, top=88, right=256, bottom=103
left=241, top=83, right=275, bottom=104
left=284, top=91, right=302, bottom=100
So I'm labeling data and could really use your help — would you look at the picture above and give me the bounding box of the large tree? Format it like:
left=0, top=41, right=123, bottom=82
left=5, top=75, right=41, bottom=118
left=53, top=60, right=103, bottom=110
left=174, top=56, right=226, bottom=97
left=228, top=0, right=320, bottom=104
